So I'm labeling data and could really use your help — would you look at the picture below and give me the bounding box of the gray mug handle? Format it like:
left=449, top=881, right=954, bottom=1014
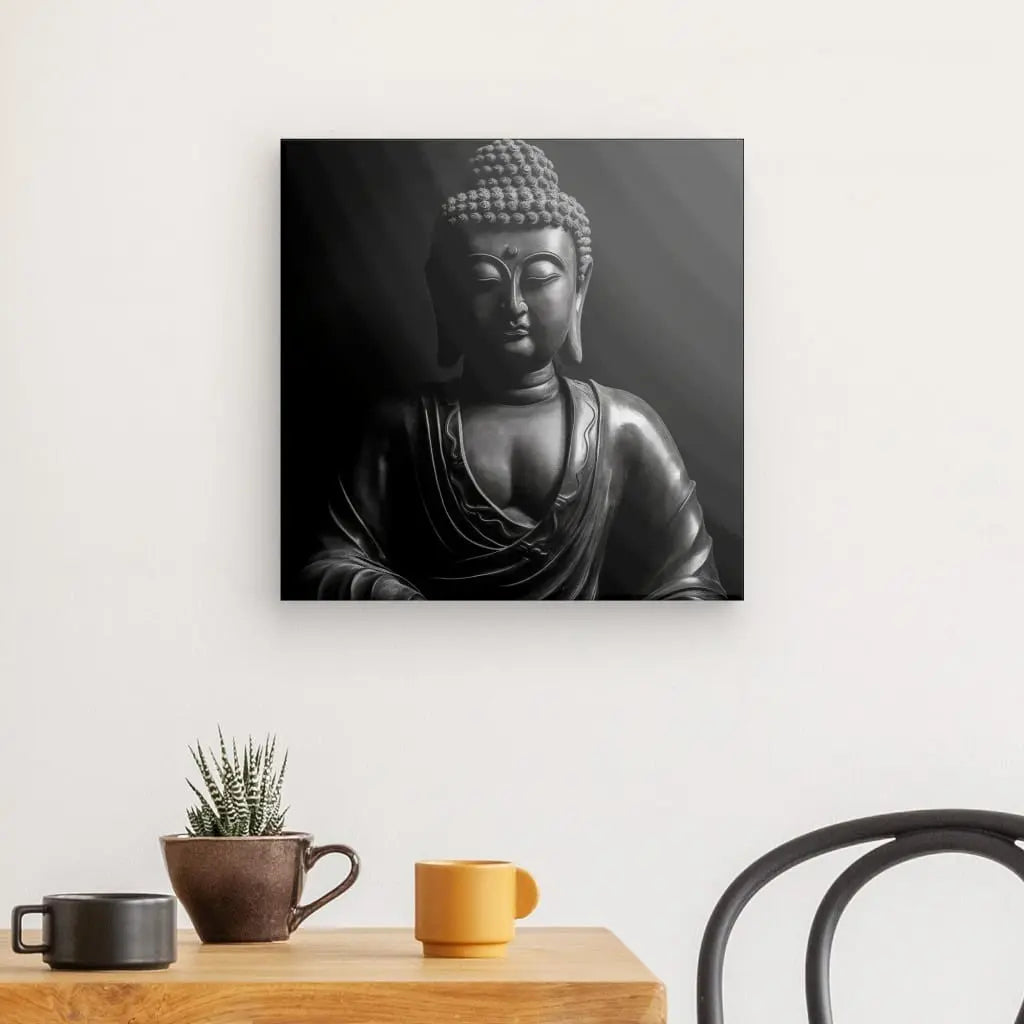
left=288, top=844, right=360, bottom=932
left=11, top=905, right=49, bottom=954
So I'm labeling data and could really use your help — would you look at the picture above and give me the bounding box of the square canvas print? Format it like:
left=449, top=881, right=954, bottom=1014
left=281, top=139, right=743, bottom=600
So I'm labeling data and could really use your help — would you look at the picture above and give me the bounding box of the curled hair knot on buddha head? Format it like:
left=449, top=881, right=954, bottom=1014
left=439, top=139, right=592, bottom=284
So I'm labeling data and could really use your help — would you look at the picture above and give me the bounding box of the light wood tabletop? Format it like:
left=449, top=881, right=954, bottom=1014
left=0, top=926, right=666, bottom=1023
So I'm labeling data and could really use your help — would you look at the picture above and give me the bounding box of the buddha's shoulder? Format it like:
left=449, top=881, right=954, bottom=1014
left=358, top=390, right=438, bottom=437
left=355, top=385, right=457, bottom=448
left=361, top=396, right=417, bottom=430
left=587, top=382, right=677, bottom=450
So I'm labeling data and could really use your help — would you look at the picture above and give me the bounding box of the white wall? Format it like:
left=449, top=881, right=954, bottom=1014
left=2, top=1, right=1023, bottom=1021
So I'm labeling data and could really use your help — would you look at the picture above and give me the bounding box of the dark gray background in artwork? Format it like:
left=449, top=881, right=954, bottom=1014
left=281, top=140, right=743, bottom=598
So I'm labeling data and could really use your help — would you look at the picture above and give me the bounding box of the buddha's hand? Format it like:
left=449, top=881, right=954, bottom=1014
left=305, top=545, right=425, bottom=600
left=319, top=566, right=424, bottom=600
left=368, top=575, right=425, bottom=600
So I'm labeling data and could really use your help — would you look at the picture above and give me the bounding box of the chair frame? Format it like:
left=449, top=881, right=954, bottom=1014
left=697, top=809, right=1024, bottom=1024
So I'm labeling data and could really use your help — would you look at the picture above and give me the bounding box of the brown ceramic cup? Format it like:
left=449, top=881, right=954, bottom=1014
left=160, top=832, right=359, bottom=943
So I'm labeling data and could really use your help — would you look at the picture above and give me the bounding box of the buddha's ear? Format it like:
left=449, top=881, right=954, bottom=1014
left=565, top=259, right=593, bottom=364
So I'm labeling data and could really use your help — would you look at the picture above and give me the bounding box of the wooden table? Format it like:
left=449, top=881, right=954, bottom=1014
left=0, top=926, right=666, bottom=1023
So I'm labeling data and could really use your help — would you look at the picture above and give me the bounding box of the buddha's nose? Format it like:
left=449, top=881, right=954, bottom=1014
left=503, top=280, right=528, bottom=319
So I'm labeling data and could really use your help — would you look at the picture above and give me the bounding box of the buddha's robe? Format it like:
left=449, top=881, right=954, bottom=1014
left=304, top=377, right=726, bottom=600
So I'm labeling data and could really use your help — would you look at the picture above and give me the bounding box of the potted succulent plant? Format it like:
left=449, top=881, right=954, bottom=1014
left=160, top=729, right=359, bottom=943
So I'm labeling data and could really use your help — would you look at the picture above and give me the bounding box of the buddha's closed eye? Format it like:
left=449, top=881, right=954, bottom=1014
left=524, top=260, right=560, bottom=279
left=470, top=264, right=503, bottom=285
left=521, top=259, right=563, bottom=289
left=523, top=271, right=560, bottom=287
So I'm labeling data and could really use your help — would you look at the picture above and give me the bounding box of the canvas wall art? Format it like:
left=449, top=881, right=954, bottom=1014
left=281, top=139, right=743, bottom=600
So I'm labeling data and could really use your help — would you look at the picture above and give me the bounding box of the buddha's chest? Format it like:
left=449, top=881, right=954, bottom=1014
left=459, top=400, right=568, bottom=524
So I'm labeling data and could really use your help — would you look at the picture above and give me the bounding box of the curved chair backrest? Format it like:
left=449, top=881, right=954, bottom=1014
left=697, top=809, right=1024, bottom=1024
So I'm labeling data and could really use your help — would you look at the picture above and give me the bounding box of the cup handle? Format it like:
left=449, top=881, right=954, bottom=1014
left=515, top=867, right=539, bottom=919
left=11, top=905, right=49, bottom=954
left=288, top=843, right=360, bottom=933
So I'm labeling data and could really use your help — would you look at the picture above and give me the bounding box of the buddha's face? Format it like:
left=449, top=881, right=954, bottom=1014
left=434, top=226, right=585, bottom=376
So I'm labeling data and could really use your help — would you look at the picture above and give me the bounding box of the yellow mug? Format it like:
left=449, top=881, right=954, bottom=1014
left=414, top=860, right=539, bottom=958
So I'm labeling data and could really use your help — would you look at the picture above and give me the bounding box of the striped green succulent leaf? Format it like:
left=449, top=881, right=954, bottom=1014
left=184, top=731, right=289, bottom=837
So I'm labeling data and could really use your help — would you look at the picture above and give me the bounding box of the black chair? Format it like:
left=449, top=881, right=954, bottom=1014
left=697, top=809, right=1024, bottom=1024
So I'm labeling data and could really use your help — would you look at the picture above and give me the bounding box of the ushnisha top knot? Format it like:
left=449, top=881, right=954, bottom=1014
left=441, top=139, right=592, bottom=284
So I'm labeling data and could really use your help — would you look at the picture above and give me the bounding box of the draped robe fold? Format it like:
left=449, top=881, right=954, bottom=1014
left=305, top=377, right=726, bottom=600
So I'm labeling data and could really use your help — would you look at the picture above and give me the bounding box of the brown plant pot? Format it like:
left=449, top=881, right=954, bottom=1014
left=160, top=832, right=359, bottom=943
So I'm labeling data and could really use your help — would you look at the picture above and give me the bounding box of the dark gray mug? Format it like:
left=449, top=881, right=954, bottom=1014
left=11, top=893, right=176, bottom=970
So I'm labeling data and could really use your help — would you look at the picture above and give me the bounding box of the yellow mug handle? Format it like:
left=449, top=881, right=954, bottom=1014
left=515, top=867, right=539, bottom=919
